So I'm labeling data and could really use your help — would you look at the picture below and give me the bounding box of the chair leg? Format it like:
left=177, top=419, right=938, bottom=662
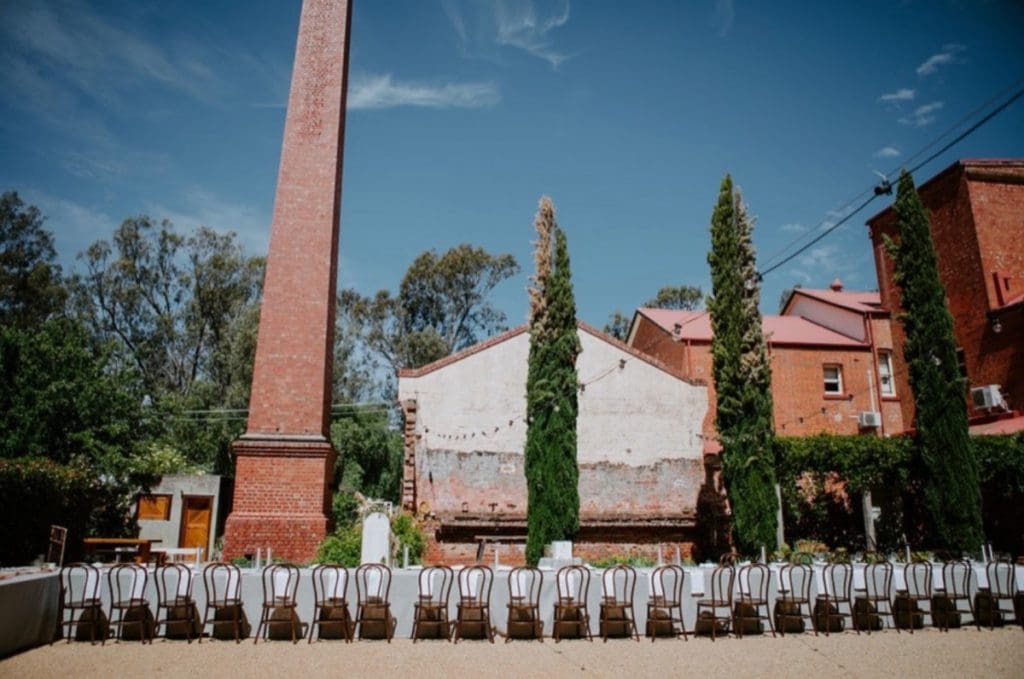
left=764, top=603, right=776, bottom=638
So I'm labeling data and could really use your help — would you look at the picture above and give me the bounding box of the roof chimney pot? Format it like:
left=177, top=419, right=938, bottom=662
left=830, top=277, right=844, bottom=292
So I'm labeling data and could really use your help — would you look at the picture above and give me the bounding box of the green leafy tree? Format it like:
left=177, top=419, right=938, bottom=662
left=331, top=407, right=402, bottom=502
left=885, top=170, right=983, bottom=552
left=707, top=175, right=779, bottom=554
left=524, top=197, right=581, bottom=564
left=604, top=285, right=703, bottom=340
left=0, top=191, right=66, bottom=329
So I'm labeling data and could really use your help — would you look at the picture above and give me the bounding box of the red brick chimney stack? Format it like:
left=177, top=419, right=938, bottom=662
left=222, top=0, right=353, bottom=562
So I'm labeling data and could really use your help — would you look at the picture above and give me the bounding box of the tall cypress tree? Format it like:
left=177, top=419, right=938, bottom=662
left=524, top=197, right=581, bottom=565
left=707, top=176, right=779, bottom=554
left=886, top=170, right=983, bottom=552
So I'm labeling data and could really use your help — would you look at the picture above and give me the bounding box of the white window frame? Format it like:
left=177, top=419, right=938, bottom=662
left=823, top=364, right=843, bottom=395
left=878, top=351, right=895, bottom=397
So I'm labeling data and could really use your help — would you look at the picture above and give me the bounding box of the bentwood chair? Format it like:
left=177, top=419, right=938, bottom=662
left=553, top=565, right=592, bottom=642
left=816, top=563, right=855, bottom=636
left=506, top=567, right=543, bottom=642
left=777, top=563, right=814, bottom=636
left=935, top=559, right=978, bottom=631
left=355, top=563, right=394, bottom=641
left=411, top=566, right=453, bottom=642
left=108, top=563, right=152, bottom=643
left=646, top=565, right=686, bottom=641
left=897, top=562, right=932, bottom=632
left=696, top=565, right=734, bottom=641
left=47, top=525, right=68, bottom=568
left=202, top=562, right=244, bottom=643
left=598, top=565, right=639, bottom=642
left=58, top=563, right=104, bottom=644
left=985, top=560, right=1020, bottom=630
left=155, top=563, right=200, bottom=642
left=856, top=561, right=895, bottom=633
left=309, top=564, right=353, bottom=642
left=735, top=563, right=775, bottom=637
left=255, top=563, right=302, bottom=644
left=454, top=565, right=494, bottom=642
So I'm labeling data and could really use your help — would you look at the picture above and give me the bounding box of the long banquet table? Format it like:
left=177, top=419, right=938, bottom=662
left=51, top=561, right=1024, bottom=640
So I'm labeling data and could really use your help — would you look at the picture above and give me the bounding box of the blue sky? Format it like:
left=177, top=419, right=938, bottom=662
left=2, top=0, right=1023, bottom=330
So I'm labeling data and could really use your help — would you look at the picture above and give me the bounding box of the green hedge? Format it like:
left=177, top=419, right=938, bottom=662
left=773, top=433, right=1024, bottom=555
left=0, top=457, right=132, bottom=566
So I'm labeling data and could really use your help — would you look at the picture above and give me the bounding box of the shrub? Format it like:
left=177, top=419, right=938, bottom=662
left=316, top=522, right=362, bottom=567
left=391, top=513, right=424, bottom=565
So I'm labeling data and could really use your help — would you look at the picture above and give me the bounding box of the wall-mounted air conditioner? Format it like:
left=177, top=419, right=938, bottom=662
left=971, top=385, right=1005, bottom=410
left=858, top=411, right=882, bottom=428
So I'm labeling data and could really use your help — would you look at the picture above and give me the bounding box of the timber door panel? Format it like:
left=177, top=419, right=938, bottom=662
left=179, top=495, right=213, bottom=551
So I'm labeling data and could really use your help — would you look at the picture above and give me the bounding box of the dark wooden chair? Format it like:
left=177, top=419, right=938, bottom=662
left=895, top=562, right=931, bottom=632
left=108, top=563, right=152, bottom=643
left=255, top=563, right=302, bottom=644
left=735, top=563, right=775, bottom=637
left=985, top=560, right=1020, bottom=630
left=309, top=564, right=353, bottom=642
left=553, top=565, right=592, bottom=642
left=856, top=561, right=895, bottom=633
left=411, top=566, right=453, bottom=642
left=202, top=562, right=244, bottom=643
left=506, top=567, right=543, bottom=642
left=455, top=565, right=494, bottom=642
left=155, top=563, right=200, bottom=642
left=57, top=563, right=104, bottom=645
left=599, top=565, right=639, bottom=642
left=696, top=565, right=734, bottom=641
left=777, top=563, right=813, bottom=636
left=815, top=563, right=855, bottom=636
left=355, top=563, right=394, bottom=641
left=646, top=564, right=686, bottom=641
left=934, top=559, right=978, bottom=631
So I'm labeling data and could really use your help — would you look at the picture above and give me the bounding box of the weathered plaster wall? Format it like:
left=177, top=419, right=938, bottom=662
left=398, top=328, right=709, bottom=519
left=786, top=296, right=866, bottom=341
left=137, top=474, right=221, bottom=558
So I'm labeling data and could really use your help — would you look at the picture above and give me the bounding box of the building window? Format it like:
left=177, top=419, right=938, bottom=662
left=823, top=365, right=843, bottom=395
left=878, top=351, right=895, bottom=396
left=138, top=494, right=172, bottom=521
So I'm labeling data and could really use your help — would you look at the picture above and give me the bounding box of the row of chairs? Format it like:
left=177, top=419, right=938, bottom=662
left=58, top=559, right=1020, bottom=645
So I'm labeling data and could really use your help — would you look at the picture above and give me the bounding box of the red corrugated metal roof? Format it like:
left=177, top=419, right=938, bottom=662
left=637, top=308, right=869, bottom=347
left=968, top=414, right=1024, bottom=436
left=792, top=288, right=885, bottom=314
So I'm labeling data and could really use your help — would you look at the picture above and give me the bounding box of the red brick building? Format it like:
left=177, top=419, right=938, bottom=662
left=626, top=283, right=907, bottom=447
left=867, top=159, right=1024, bottom=427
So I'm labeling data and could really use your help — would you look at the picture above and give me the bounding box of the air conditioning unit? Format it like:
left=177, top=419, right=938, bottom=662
left=858, top=411, right=882, bottom=428
left=971, top=385, right=1005, bottom=410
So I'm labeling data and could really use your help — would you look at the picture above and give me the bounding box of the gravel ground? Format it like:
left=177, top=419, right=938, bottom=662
left=3, top=628, right=1022, bottom=679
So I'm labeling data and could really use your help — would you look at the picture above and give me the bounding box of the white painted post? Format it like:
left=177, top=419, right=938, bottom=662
left=774, top=483, right=785, bottom=549
left=862, top=490, right=877, bottom=551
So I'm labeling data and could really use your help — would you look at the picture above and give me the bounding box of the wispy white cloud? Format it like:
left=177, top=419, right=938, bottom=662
left=779, top=223, right=807, bottom=233
left=900, top=100, right=944, bottom=127
left=147, top=188, right=271, bottom=257
left=713, top=0, right=735, bottom=38
left=444, top=0, right=573, bottom=69
left=348, top=74, right=501, bottom=110
left=916, top=43, right=966, bottom=77
left=16, top=188, right=118, bottom=265
left=873, top=146, right=901, bottom=159
left=879, top=88, right=915, bottom=103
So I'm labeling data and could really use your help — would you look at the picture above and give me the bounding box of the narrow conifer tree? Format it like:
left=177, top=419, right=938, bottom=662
left=524, top=197, right=581, bottom=565
left=886, top=170, right=983, bottom=552
left=707, top=175, right=779, bottom=554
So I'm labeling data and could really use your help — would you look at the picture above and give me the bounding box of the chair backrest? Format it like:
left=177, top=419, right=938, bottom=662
left=779, top=564, right=811, bottom=601
left=47, top=525, right=68, bottom=567
left=600, top=564, right=637, bottom=605
left=108, top=563, right=148, bottom=604
left=417, top=566, right=453, bottom=606
left=904, top=562, right=931, bottom=598
left=719, top=552, right=737, bottom=567
left=457, top=565, right=493, bottom=605
left=709, top=565, right=735, bottom=604
left=203, top=562, right=242, bottom=603
left=156, top=563, right=194, bottom=603
left=508, top=566, right=542, bottom=606
left=556, top=565, right=590, bottom=604
left=61, top=562, right=100, bottom=606
left=822, top=563, right=852, bottom=601
left=986, top=560, right=1015, bottom=598
left=263, top=562, right=300, bottom=604
left=355, top=563, right=392, bottom=605
left=312, top=564, right=349, bottom=605
left=737, top=563, right=770, bottom=600
left=649, top=565, right=684, bottom=604
left=864, top=561, right=892, bottom=600
left=942, top=560, right=971, bottom=599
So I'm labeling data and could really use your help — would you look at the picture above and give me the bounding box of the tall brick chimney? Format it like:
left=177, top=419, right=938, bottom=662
left=223, top=0, right=352, bottom=562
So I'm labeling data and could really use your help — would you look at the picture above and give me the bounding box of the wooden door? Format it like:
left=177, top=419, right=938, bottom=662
left=179, top=495, right=212, bottom=551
